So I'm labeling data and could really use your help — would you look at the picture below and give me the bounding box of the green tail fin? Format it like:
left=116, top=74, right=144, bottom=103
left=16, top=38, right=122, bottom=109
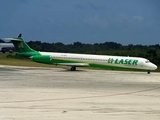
left=11, top=34, right=36, bottom=53
left=3, top=34, right=40, bottom=57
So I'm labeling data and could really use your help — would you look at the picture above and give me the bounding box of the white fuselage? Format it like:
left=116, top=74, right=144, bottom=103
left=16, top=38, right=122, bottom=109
left=0, top=43, right=14, bottom=48
left=40, top=52, right=157, bottom=70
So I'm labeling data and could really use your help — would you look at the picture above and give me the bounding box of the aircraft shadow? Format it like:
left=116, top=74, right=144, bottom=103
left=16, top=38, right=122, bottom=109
left=57, top=69, right=87, bottom=72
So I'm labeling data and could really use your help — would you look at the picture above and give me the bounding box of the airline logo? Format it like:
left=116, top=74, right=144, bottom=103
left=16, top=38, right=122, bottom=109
left=18, top=42, right=23, bottom=48
left=108, top=58, right=138, bottom=65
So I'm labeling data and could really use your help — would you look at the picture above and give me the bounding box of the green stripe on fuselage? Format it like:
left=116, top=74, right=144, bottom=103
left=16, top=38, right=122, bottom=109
left=48, top=58, right=142, bottom=70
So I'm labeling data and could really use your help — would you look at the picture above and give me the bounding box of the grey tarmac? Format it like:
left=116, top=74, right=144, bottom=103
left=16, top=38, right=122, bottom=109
left=0, top=65, right=160, bottom=120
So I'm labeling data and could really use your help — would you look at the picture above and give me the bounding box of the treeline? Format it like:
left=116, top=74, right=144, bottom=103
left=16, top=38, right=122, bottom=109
left=1, top=39, right=160, bottom=65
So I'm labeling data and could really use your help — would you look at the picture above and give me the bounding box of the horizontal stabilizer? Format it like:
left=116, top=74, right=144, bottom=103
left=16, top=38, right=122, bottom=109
left=57, top=63, right=90, bottom=67
left=2, top=38, right=22, bottom=41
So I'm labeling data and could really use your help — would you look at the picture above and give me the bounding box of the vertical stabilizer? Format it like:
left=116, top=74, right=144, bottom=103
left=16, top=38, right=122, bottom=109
left=11, top=34, right=35, bottom=53
left=2, top=34, right=40, bottom=57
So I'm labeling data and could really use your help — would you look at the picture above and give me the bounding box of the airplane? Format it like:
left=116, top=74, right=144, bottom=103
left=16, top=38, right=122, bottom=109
left=2, top=34, right=157, bottom=74
left=0, top=43, right=14, bottom=53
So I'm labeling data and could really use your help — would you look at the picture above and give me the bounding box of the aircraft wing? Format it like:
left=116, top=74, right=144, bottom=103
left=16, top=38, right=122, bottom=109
left=56, top=63, right=89, bottom=67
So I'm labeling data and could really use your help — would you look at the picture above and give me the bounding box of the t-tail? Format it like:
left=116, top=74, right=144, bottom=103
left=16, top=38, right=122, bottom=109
left=2, top=34, right=40, bottom=57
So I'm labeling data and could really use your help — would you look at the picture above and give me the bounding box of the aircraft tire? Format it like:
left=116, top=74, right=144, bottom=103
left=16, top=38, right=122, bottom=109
left=70, top=66, right=76, bottom=71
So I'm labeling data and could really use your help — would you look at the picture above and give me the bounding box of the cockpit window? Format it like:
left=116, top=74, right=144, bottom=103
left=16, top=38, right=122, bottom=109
left=145, top=60, right=150, bottom=63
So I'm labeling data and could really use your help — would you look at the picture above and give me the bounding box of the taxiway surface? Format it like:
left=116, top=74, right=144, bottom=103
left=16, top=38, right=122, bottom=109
left=0, top=65, right=160, bottom=120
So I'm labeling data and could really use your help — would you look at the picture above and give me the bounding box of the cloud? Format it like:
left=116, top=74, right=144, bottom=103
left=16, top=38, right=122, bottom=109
left=74, top=2, right=106, bottom=10
left=87, top=2, right=106, bottom=10
left=82, top=11, right=147, bottom=32
left=133, top=16, right=144, bottom=21
left=74, top=4, right=85, bottom=10
left=83, top=14, right=109, bottom=28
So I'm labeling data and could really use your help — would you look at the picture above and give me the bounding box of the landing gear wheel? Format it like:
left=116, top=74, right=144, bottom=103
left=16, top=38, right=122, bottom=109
left=70, top=66, right=76, bottom=71
left=147, top=70, right=150, bottom=74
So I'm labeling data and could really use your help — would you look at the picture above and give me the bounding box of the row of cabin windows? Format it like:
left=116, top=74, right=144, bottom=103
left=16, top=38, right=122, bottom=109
left=53, top=56, right=108, bottom=61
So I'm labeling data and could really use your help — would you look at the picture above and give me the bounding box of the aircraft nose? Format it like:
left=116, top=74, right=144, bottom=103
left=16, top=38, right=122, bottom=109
left=154, top=64, right=158, bottom=70
left=151, top=63, right=157, bottom=70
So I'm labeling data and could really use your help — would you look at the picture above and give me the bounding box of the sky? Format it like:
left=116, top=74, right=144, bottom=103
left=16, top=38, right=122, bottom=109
left=0, top=0, right=160, bottom=45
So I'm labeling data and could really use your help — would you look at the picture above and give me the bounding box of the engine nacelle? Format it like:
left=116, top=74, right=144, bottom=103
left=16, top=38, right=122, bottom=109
left=30, top=55, right=52, bottom=64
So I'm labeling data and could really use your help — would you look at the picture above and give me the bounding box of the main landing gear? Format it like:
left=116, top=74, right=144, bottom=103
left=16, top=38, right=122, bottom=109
left=70, top=66, right=76, bottom=71
left=147, top=70, right=150, bottom=74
